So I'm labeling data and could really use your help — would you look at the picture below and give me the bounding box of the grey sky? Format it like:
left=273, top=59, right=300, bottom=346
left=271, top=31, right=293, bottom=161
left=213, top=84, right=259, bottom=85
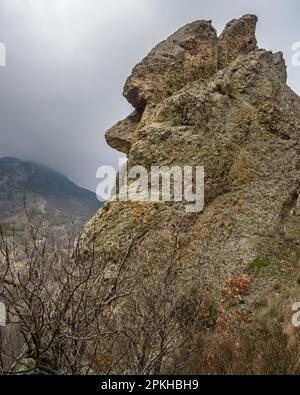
left=0, top=0, right=299, bottom=191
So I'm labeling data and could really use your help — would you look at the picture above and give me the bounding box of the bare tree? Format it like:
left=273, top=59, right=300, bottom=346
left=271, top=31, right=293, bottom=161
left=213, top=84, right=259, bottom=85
left=0, top=213, right=200, bottom=375
left=0, top=216, right=145, bottom=375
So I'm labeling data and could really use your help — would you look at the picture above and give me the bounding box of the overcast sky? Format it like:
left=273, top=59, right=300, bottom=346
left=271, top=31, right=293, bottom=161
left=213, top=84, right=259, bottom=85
left=0, top=0, right=300, bottom=191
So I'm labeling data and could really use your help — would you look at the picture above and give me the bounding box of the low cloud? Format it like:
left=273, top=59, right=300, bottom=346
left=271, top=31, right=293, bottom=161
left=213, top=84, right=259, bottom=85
left=0, top=0, right=299, bottom=190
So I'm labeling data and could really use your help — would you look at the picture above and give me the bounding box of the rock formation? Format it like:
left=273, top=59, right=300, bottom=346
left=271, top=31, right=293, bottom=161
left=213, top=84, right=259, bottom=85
left=81, top=15, right=300, bottom=373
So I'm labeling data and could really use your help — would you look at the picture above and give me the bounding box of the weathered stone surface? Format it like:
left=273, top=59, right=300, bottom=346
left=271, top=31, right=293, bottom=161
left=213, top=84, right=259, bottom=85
left=218, top=14, right=258, bottom=68
left=106, top=14, right=262, bottom=156
left=123, top=20, right=219, bottom=110
left=82, top=15, right=300, bottom=373
left=105, top=110, right=141, bottom=155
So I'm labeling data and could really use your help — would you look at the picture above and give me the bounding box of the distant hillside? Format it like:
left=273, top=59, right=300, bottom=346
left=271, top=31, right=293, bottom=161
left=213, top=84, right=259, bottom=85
left=0, top=157, right=101, bottom=239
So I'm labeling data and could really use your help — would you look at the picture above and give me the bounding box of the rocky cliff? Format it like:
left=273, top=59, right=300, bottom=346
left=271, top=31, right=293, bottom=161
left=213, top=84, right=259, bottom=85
left=81, top=15, right=300, bottom=373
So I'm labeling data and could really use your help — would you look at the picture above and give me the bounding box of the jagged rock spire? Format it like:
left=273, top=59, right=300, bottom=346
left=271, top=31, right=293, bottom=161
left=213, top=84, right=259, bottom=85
left=123, top=15, right=258, bottom=111
left=106, top=15, right=261, bottom=154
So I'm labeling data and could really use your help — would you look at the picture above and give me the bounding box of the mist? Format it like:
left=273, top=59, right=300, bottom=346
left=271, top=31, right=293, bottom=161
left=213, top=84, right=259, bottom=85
left=0, top=0, right=299, bottom=191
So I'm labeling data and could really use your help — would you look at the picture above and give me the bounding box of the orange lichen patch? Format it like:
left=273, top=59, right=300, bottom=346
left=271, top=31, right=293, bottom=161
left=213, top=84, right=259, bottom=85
left=238, top=106, right=251, bottom=120
left=214, top=202, right=226, bottom=211
left=221, top=212, right=230, bottom=222
left=131, top=201, right=144, bottom=219
left=237, top=155, right=252, bottom=184
left=201, top=202, right=227, bottom=228
left=220, top=212, right=233, bottom=226
left=129, top=201, right=157, bottom=224
left=237, top=205, right=248, bottom=214
left=202, top=218, right=211, bottom=227
left=179, top=250, right=190, bottom=266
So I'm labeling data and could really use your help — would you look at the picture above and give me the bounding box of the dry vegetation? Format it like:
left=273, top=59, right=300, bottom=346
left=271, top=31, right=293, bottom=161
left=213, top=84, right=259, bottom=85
left=0, top=217, right=300, bottom=375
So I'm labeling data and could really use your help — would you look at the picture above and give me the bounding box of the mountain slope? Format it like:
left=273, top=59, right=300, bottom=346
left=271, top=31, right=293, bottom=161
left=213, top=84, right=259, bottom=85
left=0, top=157, right=101, bottom=237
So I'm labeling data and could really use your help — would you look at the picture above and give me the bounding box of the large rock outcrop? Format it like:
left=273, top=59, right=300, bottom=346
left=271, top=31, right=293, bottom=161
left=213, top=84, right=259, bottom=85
left=81, top=15, right=300, bottom=373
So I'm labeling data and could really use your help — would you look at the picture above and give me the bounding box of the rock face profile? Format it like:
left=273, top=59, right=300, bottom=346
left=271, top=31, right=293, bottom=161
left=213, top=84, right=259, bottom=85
left=82, top=15, right=300, bottom=373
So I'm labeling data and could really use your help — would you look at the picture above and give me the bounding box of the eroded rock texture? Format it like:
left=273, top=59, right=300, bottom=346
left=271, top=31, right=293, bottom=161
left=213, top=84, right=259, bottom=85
left=81, top=15, right=300, bottom=373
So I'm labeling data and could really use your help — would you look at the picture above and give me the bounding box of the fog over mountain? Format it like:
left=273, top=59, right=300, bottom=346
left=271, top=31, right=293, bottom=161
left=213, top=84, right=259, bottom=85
left=0, top=0, right=300, bottom=192
left=0, top=157, right=100, bottom=239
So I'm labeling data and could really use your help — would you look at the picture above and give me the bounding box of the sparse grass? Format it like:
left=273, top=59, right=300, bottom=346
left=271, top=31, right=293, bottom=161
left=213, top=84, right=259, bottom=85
left=249, top=236, right=300, bottom=278
left=250, top=256, right=272, bottom=271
